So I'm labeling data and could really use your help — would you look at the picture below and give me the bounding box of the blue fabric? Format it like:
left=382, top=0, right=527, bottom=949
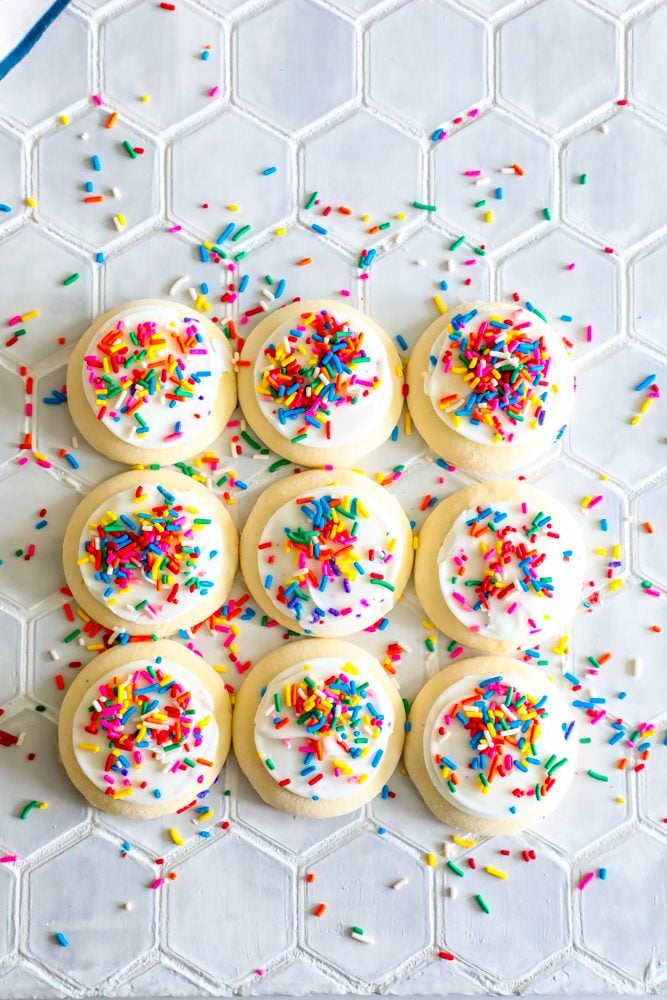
left=0, top=0, right=72, bottom=83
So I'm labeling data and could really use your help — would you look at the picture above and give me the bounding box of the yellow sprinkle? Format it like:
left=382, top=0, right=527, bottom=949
left=77, top=743, right=100, bottom=752
left=405, top=410, right=412, bottom=435
left=581, top=495, right=592, bottom=508
left=228, top=204, right=239, bottom=212
left=396, top=212, right=406, bottom=221
left=197, top=809, right=214, bottom=822
left=486, top=866, right=508, bottom=879
left=609, top=578, right=624, bottom=591
left=22, top=310, right=40, bottom=322
left=141, top=94, right=150, bottom=102
left=169, top=828, right=185, bottom=846
left=434, top=295, right=447, bottom=314
left=484, top=210, right=494, bottom=223
left=413, top=534, right=419, bottom=550
left=39, top=802, right=49, bottom=810
left=59, top=114, right=70, bottom=125
left=616, top=796, right=625, bottom=804
left=26, top=197, right=37, bottom=208
left=452, top=835, right=476, bottom=848
left=426, top=853, right=437, bottom=867
left=274, top=227, right=287, bottom=237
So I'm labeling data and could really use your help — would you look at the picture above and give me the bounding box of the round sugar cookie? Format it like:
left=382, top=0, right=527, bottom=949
left=237, top=300, right=404, bottom=467
left=66, top=299, right=236, bottom=465
left=406, top=301, right=574, bottom=473
left=58, top=640, right=232, bottom=818
left=232, top=638, right=405, bottom=817
left=414, top=479, right=585, bottom=654
left=240, top=468, right=413, bottom=637
left=63, top=468, right=238, bottom=637
left=404, top=656, right=577, bottom=835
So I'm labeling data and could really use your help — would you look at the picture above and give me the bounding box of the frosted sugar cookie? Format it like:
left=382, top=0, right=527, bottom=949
left=63, top=468, right=238, bottom=637
left=67, top=299, right=236, bottom=465
left=237, top=300, right=403, bottom=467
left=240, top=468, right=413, bottom=637
left=59, top=640, right=231, bottom=818
left=404, top=656, right=577, bottom=835
left=233, top=639, right=405, bottom=817
left=406, top=302, right=574, bottom=472
left=414, top=480, right=584, bottom=654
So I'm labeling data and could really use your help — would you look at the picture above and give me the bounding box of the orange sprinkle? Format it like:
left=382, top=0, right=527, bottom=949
left=644, top=522, right=654, bottom=533
left=306, top=873, right=316, bottom=883
left=512, top=163, right=525, bottom=176
left=651, top=625, right=662, bottom=633
left=297, top=258, right=312, bottom=266
left=338, top=205, right=353, bottom=215
left=106, top=111, right=118, bottom=129
left=314, top=903, right=327, bottom=918
left=598, top=652, right=612, bottom=665
left=84, top=195, right=104, bottom=203
left=618, top=758, right=628, bottom=770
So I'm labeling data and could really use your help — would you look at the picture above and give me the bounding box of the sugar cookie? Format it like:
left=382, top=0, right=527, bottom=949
left=404, top=656, right=577, bottom=835
left=58, top=640, right=231, bottom=818
left=237, top=300, right=403, bottom=467
left=406, top=302, right=574, bottom=472
left=232, top=638, right=405, bottom=817
left=414, top=479, right=585, bottom=654
left=63, top=468, right=238, bottom=637
left=240, top=468, right=413, bottom=637
left=66, top=299, right=236, bottom=465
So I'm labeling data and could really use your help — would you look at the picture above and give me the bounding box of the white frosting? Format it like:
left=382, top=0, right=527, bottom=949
left=424, top=671, right=576, bottom=821
left=78, top=481, right=227, bottom=627
left=256, top=484, right=406, bottom=635
left=253, top=305, right=394, bottom=449
left=424, top=304, right=569, bottom=446
left=253, top=656, right=396, bottom=800
left=81, top=304, right=230, bottom=450
left=438, top=501, right=583, bottom=643
left=72, top=657, right=219, bottom=807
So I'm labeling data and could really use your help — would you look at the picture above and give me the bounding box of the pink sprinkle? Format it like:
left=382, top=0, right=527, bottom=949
left=586, top=325, right=593, bottom=342
left=92, top=93, right=103, bottom=106
left=340, top=289, right=351, bottom=297
left=604, top=246, right=615, bottom=254
left=646, top=588, right=661, bottom=596
left=465, top=170, right=481, bottom=177
left=0, top=855, right=18, bottom=863
left=8, top=315, right=21, bottom=327
left=468, top=108, right=479, bottom=117
left=506, top=601, right=518, bottom=615
left=209, top=86, right=220, bottom=98
left=169, top=225, right=182, bottom=233
left=151, top=878, right=164, bottom=890
left=578, top=872, right=595, bottom=890
left=567, top=262, right=575, bottom=270
left=588, top=495, right=603, bottom=508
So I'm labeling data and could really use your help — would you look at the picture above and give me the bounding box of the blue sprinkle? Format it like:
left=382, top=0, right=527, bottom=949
left=239, top=274, right=249, bottom=293
left=55, top=932, right=69, bottom=948
left=311, top=224, right=328, bottom=235
left=0, top=204, right=12, bottom=213
left=634, top=373, right=656, bottom=392
left=91, top=154, right=101, bottom=171
left=263, top=166, right=277, bottom=176
left=396, top=334, right=408, bottom=351
left=599, top=867, right=607, bottom=880
left=96, top=251, right=105, bottom=264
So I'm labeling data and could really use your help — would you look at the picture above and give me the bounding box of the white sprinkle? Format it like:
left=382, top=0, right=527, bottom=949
left=112, top=215, right=124, bottom=232
left=392, top=877, right=409, bottom=890
left=16, top=732, right=26, bottom=747
left=80, top=132, right=89, bottom=140
left=446, top=886, right=457, bottom=899
left=123, top=902, right=133, bottom=911
left=168, top=275, right=190, bottom=297
left=261, top=288, right=275, bottom=301
left=599, top=124, right=609, bottom=134
left=188, top=286, right=197, bottom=302
left=631, top=657, right=641, bottom=677
left=252, top=452, right=270, bottom=460
left=415, top=259, right=427, bottom=268
left=473, top=177, right=490, bottom=186
left=111, top=187, right=121, bottom=199
left=351, top=931, right=375, bottom=945
left=49, top=650, right=60, bottom=662
left=500, top=166, right=515, bottom=174
left=71, top=435, right=79, bottom=449
left=443, top=843, right=454, bottom=859
left=445, top=260, right=455, bottom=272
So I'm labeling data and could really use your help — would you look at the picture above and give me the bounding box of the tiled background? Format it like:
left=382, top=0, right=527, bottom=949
left=0, top=0, right=665, bottom=994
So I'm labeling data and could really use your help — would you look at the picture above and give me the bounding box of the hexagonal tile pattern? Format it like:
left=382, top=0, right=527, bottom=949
left=237, top=0, right=356, bottom=132
left=641, top=731, right=667, bottom=829
left=0, top=865, right=15, bottom=958
left=0, top=967, right=62, bottom=999
left=568, top=346, right=666, bottom=486
left=103, top=1, right=224, bottom=130
left=112, top=963, right=202, bottom=998
left=387, top=959, right=488, bottom=994
left=573, top=584, right=667, bottom=726
left=171, top=110, right=293, bottom=241
left=0, top=12, right=90, bottom=128
left=498, top=228, right=620, bottom=358
left=0, top=366, right=26, bottom=464
left=579, top=831, right=667, bottom=981
left=0, top=709, right=88, bottom=857
left=368, top=0, right=487, bottom=132
left=442, top=838, right=570, bottom=979
left=564, top=113, right=667, bottom=249
left=637, top=482, right=667, bottom=589
left=248, top=958, right=346, bottom=995
left=37, top=109, right=159, bottom=250
left=367, top=227, right=491, bottom=351
left=631, top=6, right=667, bottom=120
left=434, top=111, right=554, bottom=248
left=525, top=958, right=624, bottom=994
left=0, top=126, right=23, bottom=229
left=166, top=834, right=294, bottom=981
left=0, top=226, right=93, bottom=367
left=304, top=832, right=431, bottom=982
left=0, top=608, right=23, bottom=707
left=0, top=467, right=80, bottom=608
left=500, top=0, right=618, bottom=132
left=27, top=835, right=155, bottom=987
left=632, top=240, right=667, bottom=352
left=302, top=110, right=421, bottom=248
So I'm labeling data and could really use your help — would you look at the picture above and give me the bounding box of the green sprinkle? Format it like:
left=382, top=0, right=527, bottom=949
left=265, top=758, right=276, bottom=771
left=580, top=173, right=588, bottom=185
left=63, top=273, right=80, bottom=286
left=588, top=769, right=609, bottom=782
left=474, top=200, right=487, bottom=208
left=305, top=191, right=318, bottom=210
left=475, top=893, right=491, bottom=915
left=447, top=861, right=465, bottom=877
left=378, top=221, right=391, bottom=230
left=543, top=207, right=552, bottom=221
left=64, top=629, right=81, bottom=643
left=449, top=236, right=465, bottom=251
left=232, top=224, right=251, bottom=242
left=412, top=201, right=437, bottom=212
left=291, top=433, right=308, bottom=443
left=20, top=800, right=45, bottom=821
left=123, top=140, right=137, bottom=159
left=269, top=458, right=291, bottom=473
left=351, top=926, right=364, bottom=935
left=579, top=737, right=592, bottom=744
left=241, top=430, right=262, bottom=450
left=234, top=251, right=248, bottom=262
left=369, top=578, right=395, bottom=591
left=425, top=638, right=435, bottom=652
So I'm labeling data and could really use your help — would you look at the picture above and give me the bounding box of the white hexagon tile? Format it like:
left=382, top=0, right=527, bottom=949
left=0, top=0, right=665, bottom=995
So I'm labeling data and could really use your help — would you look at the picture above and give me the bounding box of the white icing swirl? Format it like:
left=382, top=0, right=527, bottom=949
left=438, top=501, right=584, bottom=643
left=72, top=656, right=219, bottom=808
left=424, top=303, right=569, bottom=446
left=424, top=671, right=576, bottom=821
left=253, top=305, right=394, bottom=449
left=81, top=304, right=230, bottom=450
left=77, top=481, right=227, bottom=627
left=254, top=656, right=396, bottom=801
left=256, top=484, right=407, bottom=635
